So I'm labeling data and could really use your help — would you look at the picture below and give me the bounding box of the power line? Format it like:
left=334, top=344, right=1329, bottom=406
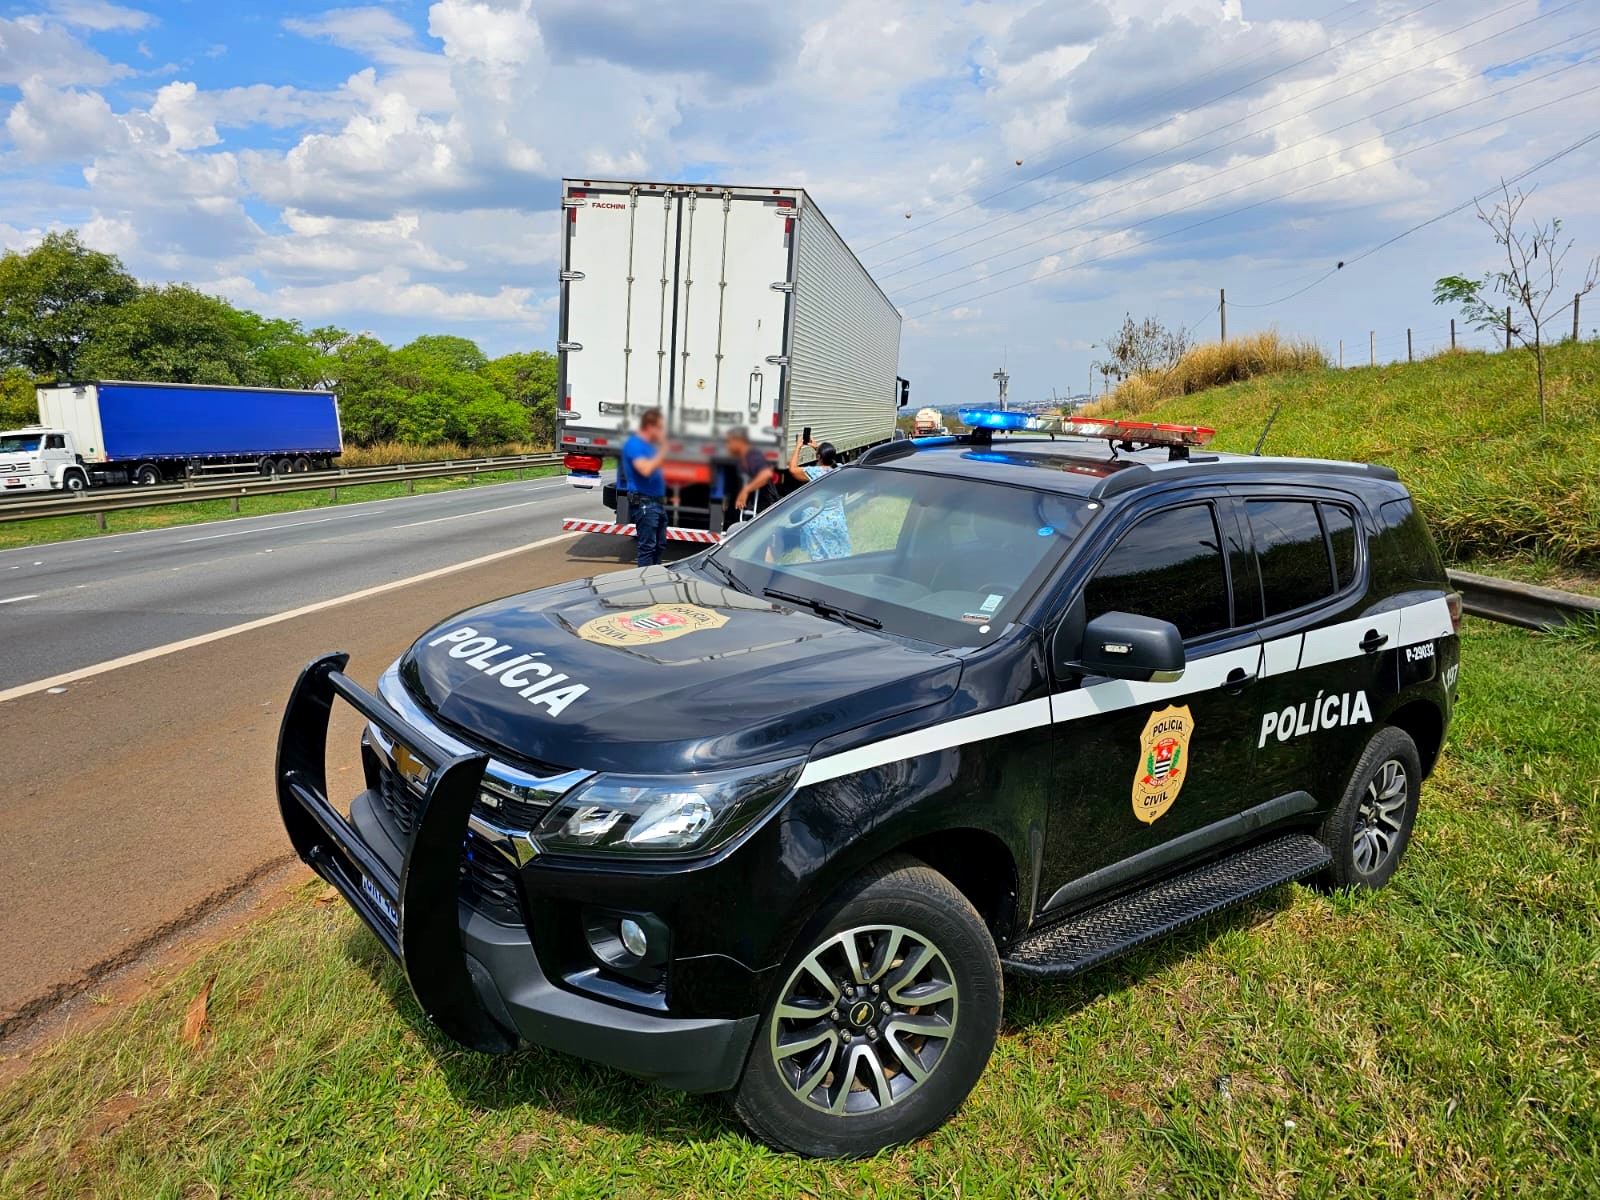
left=861, top=0, right=1451, bottom=256
left=906, top=83, right=1600, bottom=319
left=1230, top=127, right=1600, bottom=309
left=892, top=40, right=1598, bottom=304
left=877, top=0, right=1572, bottom=282
left=898, top=55, right=1600, bottom=311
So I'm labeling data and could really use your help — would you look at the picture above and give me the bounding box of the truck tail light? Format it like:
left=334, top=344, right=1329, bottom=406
left=1446, top=592, right=1463, bottom=632
left=564, top=454, right=602, bottom=474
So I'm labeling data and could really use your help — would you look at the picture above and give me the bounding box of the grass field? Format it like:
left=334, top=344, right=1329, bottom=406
left=0, top=465, right=561, bottom=552
left=1, top=618, right=1594, bottom=1198
left=1084, top=339, right=1600, bottom=566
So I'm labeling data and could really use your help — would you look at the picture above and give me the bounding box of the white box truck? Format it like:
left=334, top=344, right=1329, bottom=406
left=556, top=179, right=907, bottom=541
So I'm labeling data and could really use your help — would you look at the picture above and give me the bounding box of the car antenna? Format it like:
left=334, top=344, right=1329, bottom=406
left=1252, top=400, right=1284, bottom=456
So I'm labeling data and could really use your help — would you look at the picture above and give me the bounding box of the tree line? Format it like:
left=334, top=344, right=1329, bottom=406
left=0, top=232, right=557, bottom=448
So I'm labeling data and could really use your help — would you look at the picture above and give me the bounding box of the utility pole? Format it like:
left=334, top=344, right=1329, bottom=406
left=1219, top=288, right=1227, bottom=343
left=992, top=366, right=1010, bottom=411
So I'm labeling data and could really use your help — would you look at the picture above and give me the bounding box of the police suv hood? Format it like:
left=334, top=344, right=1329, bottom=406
left=400, top=564, right=962, bottom=775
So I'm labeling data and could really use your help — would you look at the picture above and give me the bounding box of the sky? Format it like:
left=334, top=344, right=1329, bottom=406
left=1, top=0, right=1596, bottom=407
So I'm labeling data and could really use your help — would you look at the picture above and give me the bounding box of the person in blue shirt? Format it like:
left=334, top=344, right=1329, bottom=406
left=784, top=432, right=851, bottom=561
left=621, top=408, right=668, bottom=567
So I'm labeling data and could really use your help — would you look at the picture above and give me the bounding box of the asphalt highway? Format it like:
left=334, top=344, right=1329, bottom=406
left=0, top=479, right=651, bottom=1036
left=0, top=476, right=611, bottom=691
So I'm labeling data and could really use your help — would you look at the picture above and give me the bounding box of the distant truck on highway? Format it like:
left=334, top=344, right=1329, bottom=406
left=0, top=381, right=342, bottom=493
left=913, top=406, right=946, bottom=436
left=556, top=178, right=908, bottom=537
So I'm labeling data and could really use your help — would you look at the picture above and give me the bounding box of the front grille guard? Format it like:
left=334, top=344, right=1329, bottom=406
left=276, top=652, right=516, bottom=1052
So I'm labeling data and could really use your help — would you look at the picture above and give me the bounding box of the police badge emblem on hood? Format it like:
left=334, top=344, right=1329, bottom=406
left=399, top=565, right=963, bottom=775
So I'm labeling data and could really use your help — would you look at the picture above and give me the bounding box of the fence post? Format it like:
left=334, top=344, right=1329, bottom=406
left=1339, top=339, right=1344, bottom=368
left=1575, top=292, right=1582, bottom=342
left=1219, top=287, right=1227, bottom=342
left=330, top=486, right=339, bottom=502
left=1407, top=329, right=1413, bottom=363
left=1506, top=306, right=1512, bottom=350
left=1369, top=330, right=1375, bottom=366
left=407, top=478, right=415, bottom=495
left=230, top=496, right=239, bottom=513
left=95, top=511, right=106, bottom=531
left=1450, top=318, right=1456, bottom=350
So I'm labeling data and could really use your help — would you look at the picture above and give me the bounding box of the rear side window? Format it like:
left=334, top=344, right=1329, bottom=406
left=1378, top=497, right=1447, bottom=585
left=1085, top=503, right=1230, bottom=640
left=1323, top=503, right=1358, bottom=588
left=45, top=434, right=65, bottom=449
left=1248, top=500, right=1334, bottom=616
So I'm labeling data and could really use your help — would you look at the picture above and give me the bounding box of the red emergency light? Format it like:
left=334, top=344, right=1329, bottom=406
left=1064, top=416, right=1215, bottom=449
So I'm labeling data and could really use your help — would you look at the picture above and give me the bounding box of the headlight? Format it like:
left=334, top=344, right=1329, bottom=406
left=534, top=757, right=804, bottom=856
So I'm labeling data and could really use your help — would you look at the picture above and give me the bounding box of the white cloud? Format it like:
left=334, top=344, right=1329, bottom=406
left=0, top=14, right=130, bottom=86
left=48, top=1, right=153, bottom=33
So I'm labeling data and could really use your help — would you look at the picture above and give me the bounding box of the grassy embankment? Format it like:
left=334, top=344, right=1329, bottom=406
left=1084, top=336, right=1600, bottom=575
left=0, top=453, right=560, bottom=553
left=0, top=615, right=1594, bottom=1197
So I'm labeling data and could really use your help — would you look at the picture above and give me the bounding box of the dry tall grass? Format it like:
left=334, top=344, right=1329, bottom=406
left=337, top=440, right=546, bottom=467
left=1086, top=330, right=1327, bottom=415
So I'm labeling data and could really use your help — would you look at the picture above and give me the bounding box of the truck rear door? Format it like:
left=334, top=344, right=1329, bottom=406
left=671, top=188, right=793, bottom=442
left=561, top=184, right=677, bottom=443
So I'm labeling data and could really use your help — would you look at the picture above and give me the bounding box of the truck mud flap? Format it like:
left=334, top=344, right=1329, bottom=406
left=275, top=652, right=517, bottom=1053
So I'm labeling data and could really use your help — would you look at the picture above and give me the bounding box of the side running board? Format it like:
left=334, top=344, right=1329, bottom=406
left=1001, top=833, right=1331, bottom=979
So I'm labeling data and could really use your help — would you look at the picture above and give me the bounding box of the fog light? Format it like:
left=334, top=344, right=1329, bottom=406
left=618, top=917, right=648, bottom=959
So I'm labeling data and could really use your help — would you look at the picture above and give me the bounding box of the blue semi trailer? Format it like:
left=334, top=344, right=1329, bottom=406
left=0, top=381, right=342, bottom=493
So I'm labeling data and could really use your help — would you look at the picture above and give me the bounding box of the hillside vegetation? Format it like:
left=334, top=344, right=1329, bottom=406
left=1086, top=339, right=1600, bottom=564
left=1100, top=329, right=1327, bottom=411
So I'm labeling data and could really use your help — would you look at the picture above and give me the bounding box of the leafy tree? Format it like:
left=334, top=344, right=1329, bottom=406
left=483, top=350, right=558, bottom=446
left=1433, top=183, right=1598, bottom=423
left=323, top=335, right=406, bottom=444
left=0, top=231, right=138, bottom=378
left=78, top=284, right=264, bottom=385
left=235, top=312, right=324, bottom=388
left=398, top=334, right=488, bottom=375
left=0, top=366, right=38, bottom=427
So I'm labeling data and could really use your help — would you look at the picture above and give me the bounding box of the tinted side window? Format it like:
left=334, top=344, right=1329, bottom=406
left=1085, top=504, right=1229, bottom=640
left=1248, top=500, right=1334, bottom=616
left=1377, top=496, right=1447, bottom=586
left=1322, top=503, right=1358, bottom=588
left=46, top=434, right=65, bottom=449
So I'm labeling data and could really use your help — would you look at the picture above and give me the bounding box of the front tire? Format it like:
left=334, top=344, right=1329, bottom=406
left=61, top=470, right=88, bottom=493
left=1315, top=726, right=1422, bottom=891
left=730, top=856, right=1001, bottom=1158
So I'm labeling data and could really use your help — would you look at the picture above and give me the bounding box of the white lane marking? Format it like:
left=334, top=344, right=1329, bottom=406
left=0, top=593, right=40, bottom=604
left=394, top=499, right=548, bottom=529
left=0, top=475, right=570, bottom=558
left=0, top=531, right=580, bottom=705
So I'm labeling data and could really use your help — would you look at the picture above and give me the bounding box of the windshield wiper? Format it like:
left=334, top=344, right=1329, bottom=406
left=762, top=587, right=883, bottom=630
left=701, top=555, right=750, bottom=594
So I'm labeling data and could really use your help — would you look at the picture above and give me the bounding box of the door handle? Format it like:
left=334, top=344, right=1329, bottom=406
left=1359, top=629, right=1389, bottom=653
left=1223, top=667, right=1256, bottom=695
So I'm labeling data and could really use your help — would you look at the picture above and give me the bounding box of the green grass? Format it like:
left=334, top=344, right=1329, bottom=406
left=0, top=466, right=562, bottom=551
left=1088, top=340, right=1600, bottom=566
left=1, top=619, right=1595, bottom=1198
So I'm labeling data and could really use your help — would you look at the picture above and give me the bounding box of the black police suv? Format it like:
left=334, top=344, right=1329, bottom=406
left=277, top=412, right=1460, bottom=1158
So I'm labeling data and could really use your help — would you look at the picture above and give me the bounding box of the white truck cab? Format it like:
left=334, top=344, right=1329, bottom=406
left=0, top=426, right=88, bottom=493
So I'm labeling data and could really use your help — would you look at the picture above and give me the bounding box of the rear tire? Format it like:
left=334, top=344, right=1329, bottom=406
left=276, top=458, right=294, bottom=476
left=133, top=463, right=162, bottom=486
left=292, top=456, right=312, bottom=473
left=1314, top=726, right=1422, bottom=892
left=730, top=855, right=1002, bottom=1158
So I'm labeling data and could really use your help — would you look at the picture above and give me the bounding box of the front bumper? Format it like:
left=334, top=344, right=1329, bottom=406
left=275, top=653, right=757, bottom=1092
left=1, top=473, right=51, bottom=491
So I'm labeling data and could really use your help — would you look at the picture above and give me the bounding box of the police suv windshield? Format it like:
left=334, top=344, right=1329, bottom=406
left=0, top=434, right=43, bottom=453
left=711, top=466, right=1091, bottom=646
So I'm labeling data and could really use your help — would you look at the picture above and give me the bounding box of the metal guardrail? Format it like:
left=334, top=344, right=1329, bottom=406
left=0, top=452, right=563, bottom=527
left=1447, top=569, right=1600, bottom=631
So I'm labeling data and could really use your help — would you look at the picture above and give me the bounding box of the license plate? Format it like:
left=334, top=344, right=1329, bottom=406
left=4, top=478, right=17, bottom=486
left=360, top=873, right=398, bottom=929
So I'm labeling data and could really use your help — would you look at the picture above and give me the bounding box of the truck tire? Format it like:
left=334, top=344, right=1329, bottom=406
left=258, top=458, right=276, bottom=476
left=134, top=463, right=162, bottom=487
left=730, top=855, right=1002, bottom=1158
left=292, top=456, right=312, bottom=473
left=62, top=470, right=88, bottom=493
left=276, top=458, right=294, bottom=476
left=1314, top=726, right=1422, bottom=892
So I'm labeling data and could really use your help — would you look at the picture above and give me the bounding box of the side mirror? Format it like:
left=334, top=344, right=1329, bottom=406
left=1069, top=611, right=1185, bottom=683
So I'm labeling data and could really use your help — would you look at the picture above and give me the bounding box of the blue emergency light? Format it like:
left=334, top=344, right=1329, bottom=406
left=958, top=408, right=1036, bottom=431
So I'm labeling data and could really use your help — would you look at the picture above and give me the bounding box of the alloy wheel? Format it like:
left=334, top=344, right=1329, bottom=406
left=768, top=924, right=958, bottom=1116
left=1353, top=758, right=1408, bottom=875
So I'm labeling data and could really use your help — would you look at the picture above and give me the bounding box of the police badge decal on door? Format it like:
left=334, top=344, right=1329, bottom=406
left=1132, top=705, right=1194, bottom=825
